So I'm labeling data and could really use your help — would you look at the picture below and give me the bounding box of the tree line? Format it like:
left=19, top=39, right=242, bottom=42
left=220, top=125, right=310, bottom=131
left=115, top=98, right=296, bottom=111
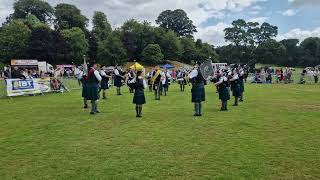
left=0, top=0, right=319, bottom=68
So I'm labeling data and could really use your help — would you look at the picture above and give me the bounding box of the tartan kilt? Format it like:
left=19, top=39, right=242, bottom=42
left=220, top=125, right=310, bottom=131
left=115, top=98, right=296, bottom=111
left=114, top=77, right=122, bottom=87
left=231, top=83, right=241, bottom=97
left=153, top=82, right=163, bottom=91
left=100, top=79, right=109, bottom=90
left=239, top=82, right=245, bottom=93
left=219, top=86, right=230, bottom=101
left=82, top=84, right=88, bottom=98
left=191, top=83, right=205, bottom=102
left=133, top=89, right=146, bottom=104
left=86, top=83, right=100, bottom=100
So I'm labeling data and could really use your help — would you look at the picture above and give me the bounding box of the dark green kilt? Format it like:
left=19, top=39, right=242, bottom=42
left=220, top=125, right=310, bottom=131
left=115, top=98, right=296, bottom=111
left=133, top=89, right=146, bottom=104
left=231, top=83, right=241, bottom=97
left=239, top=79, right=245, bottom=93
left=82, top=84, right=88, bottom=98
left=153, top=82, right=163, bottom=91
left=114, top=77, right=122, bottom=87
left=101, top=79, right=109, bottom=90
left=219, top=86, right=230, bottom=101
left=86, top=83, right=100, bottom=100
left=191, top=83, right=205, bottom=103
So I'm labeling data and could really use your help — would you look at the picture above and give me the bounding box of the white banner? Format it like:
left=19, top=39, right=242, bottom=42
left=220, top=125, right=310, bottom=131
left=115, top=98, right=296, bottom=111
left=6, top=78, right=52, bottom=97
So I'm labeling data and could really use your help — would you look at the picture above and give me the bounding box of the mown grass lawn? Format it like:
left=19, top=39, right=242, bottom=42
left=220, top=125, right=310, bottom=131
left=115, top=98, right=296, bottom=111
left=0, top=83, right=319, bottom=179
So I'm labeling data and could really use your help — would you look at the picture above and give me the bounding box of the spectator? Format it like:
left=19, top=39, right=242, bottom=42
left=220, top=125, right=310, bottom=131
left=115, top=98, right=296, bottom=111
left=11, top=67, right=25, bottom=79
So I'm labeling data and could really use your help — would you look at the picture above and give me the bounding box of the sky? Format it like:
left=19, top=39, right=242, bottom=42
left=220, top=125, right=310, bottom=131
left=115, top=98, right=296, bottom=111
left=1, top=0, right=320, bottom=46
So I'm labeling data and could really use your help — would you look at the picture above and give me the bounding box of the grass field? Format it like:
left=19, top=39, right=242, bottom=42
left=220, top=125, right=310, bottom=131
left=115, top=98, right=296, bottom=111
left=0, top=83, right=320, bottom=179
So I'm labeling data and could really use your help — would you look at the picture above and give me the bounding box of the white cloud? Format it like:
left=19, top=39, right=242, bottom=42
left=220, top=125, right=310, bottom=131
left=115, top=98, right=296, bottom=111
left=248, top=17, right=268, bottom=24
left=277, top=27, right=320, bottom=42
left=195, top=22, right=230, bottom=47
left=282, top=9, right=297, bottom=16
left=289, top=0, right=320, bottom=6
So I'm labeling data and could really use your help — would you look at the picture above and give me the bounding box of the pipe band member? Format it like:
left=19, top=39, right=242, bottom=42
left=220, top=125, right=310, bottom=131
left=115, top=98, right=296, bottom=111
left=133, top=71, right=147, bottom=118
left=178, top=70, right=187, bottom=92
left=86, top=63, right=102, bottom=114
left=152, top=66, right=162, bottom=100
left=81, top=74, right=88, bottom=108
left=114, top=65, right=124, bottom=95
left=238, top=67, right=245, bottom=102
left=229, top=68, right=241, bottom=106
left=189, top=62, right=206, bottom=117
left=127, top=68, right=135, bottom=93
left=100, top=67, right=111, bottom=99
left=215, top=70, right=230, bottom=111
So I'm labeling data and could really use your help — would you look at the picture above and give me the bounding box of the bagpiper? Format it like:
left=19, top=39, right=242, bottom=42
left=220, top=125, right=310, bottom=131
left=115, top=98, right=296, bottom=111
left=152, top=66, right=162, bottom=100
left=114, top=65, right=125, bottom=95
left=238, top=66, right=245, bottom=102
left=133, top=71, right=147, bottom=118
left=162, top=69, right=171, bottom=96
left=177, top=70, right=187, bottom=92
left=229, top=68, right=241, bottom=106
left=215, top=70, right=230, bottom=111
left=100, top=67, right=111, bottom=99
left=127, top=68, right=135, bottom=93
left=86, top=63, right=102, bottom=114
left=188, top=62, right=206, bottom=116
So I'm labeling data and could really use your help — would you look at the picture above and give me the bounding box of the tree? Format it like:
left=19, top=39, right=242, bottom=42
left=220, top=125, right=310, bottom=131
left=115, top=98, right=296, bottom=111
left=280, top=39, right=301, bottom=66
left=196, top=43, right=219, bottom=63
left=300, top=37, right=320, bottom=66
left=257, top=22, right=278, bottom=44
left=27, top=23, right=54, bottom=62
left=11, top=0, right=53, bottom=24
left=141, top=44, right=164, bottom=65
left=92, top=11, right=112, bottom=42
left=97, top=33, right=127, bottom=65
left=0, top=20, right=31, bottom=63
left=224, top=19, right=247, bottom=47
left=156, top=9, right=197, bottom=37
left=154, top=28, right=182, bottom=60
left=180, top=37, right=197, bottom=64
left=255, top=39, right=286, bottom=65
left=54, top=3, right=88, bottom=31
left=60, top=27, right=88, bottom=64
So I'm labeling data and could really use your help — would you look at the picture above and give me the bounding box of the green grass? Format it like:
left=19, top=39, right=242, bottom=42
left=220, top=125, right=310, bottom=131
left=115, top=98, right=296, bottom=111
left=0, top=83, right=320, bottom=179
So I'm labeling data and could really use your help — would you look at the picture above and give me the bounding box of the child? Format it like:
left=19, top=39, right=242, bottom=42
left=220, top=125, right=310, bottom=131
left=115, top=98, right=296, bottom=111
left=133, top=71, right=147, bottom=118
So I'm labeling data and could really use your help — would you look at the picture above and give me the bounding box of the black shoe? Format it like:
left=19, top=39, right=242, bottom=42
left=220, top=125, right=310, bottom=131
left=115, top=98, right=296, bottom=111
left=83, top=105, right=88, bottom=109
left=233, top=104, right=238, bottom=106
left=95, top=111, right=100, bottom=113
left=102, top=97, right=106, bottom=100
left=239, top=99, right=243, bottom=102
left=194, top=114, right=200, bottom=116
left=90, top=112, right=95, bottom=115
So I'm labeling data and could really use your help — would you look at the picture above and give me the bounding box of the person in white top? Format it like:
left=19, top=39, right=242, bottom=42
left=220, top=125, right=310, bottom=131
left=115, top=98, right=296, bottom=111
left=215, top=70, right=230, bottom=111
left=114, top=66, right=125, bottom=95
left=229, top=68, right=241, bottom=106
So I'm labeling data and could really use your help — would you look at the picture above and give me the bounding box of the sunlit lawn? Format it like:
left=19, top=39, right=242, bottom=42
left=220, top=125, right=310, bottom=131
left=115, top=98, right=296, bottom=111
left=0, top=83, right=319, bottom=179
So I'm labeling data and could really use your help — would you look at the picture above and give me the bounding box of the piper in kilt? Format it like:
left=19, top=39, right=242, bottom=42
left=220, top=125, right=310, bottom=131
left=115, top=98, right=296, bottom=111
left=114, top=65, right=125, bottom=95
left=133, top=71, right=147, bottom=118
left=238, top=66, right=245, bottom=102
left=215, top=70, right=230, bottom=111
left=100, top=67, right=111, bottom=99
left=161, top=69, right=171, bottom=96
left=127, top=68, right=135, bottom=93
left=188, top=62, right=206, bottom=116
left=86, top=63, right=102, bottom=114
left=229, top=68, right=241, bottom=106
left=177, top=70, right=187, bottom=92
left=152, top=66, right=162, bottom=100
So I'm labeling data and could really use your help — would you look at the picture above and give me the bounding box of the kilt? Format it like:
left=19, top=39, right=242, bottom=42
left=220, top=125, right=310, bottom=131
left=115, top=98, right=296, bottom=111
left=191, top=83, right=205, bottom=103
left=86, top=83, right=100, bottom=100
left=239, top=79, right=245, bottom=93
left=218, top=86, right=230, bottom=101
left=133, top=89, right=146, bottom=104
left=100, top=79, right=109, bottom=90
left=178, top=79, right=187, bottom=85
left=82, top=84, right=88, bottom=98
left=231, top=83, right=241, bottom=97
left=114, top=77, right=122, bottom=87
left=153, top=82, right=163, bottom=91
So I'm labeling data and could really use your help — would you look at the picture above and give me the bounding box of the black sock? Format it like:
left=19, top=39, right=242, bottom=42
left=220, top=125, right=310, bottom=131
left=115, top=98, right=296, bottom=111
left=135, top=105, right=139, bottom=116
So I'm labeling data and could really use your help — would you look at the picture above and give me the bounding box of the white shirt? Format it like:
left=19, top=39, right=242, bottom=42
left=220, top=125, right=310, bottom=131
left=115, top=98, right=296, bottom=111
left=100, top=70, right=107, bottom=77
left=94, top=70, right=102, bottom=82
left=138, top=76, right=148, bottom=89
left=114, top=69, right=120, bottom=76
left=188, top=69, right=198, bottom=79
left=230, top=74, right=239, bottom=81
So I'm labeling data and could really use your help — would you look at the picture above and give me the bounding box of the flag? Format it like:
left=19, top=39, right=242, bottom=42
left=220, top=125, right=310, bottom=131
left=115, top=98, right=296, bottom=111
left=200, top=60, right=214, bottom=80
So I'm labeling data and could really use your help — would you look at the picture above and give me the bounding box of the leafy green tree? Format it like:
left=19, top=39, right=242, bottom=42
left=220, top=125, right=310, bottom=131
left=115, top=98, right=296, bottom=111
left=180, top=37, right=197, bottom=64
left=156, top=9, right=197, bottom=37
left=300, top=37, right=320, bottom=66
left=280, top=39, right=301, bottom=66
left=154, top=27, right=182, bottom=60
left=11, top=0, right=53, bottom=24
left=0, top=20, right=31, bottom=63
left=60, top=27, right=88, bottom=64
left=257, top=22, right=278, bottom=44
left=141, top=44, right=164, bottom=65
left=224, top=19, right=247, bottom=47
left=97, top=33, right=127, bottom=65
left=255, top=39, right=286, bottom=65
left=54, top=3, right=88, bottom=31
left=92, top=11, right=112, bottom=42
left=27, top=23, right=54, bottom=62
left=196, top=43, right=219, bottom=63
